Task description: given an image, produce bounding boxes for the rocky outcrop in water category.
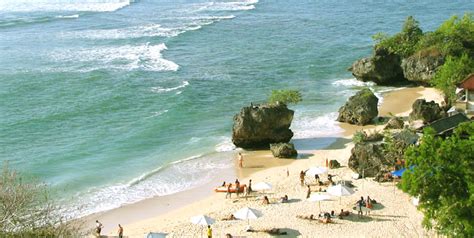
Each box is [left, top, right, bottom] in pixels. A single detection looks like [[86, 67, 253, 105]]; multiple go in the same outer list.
[[232, 103, 294, 149], [409, 99, 446, 124], [401, 51, 445, 85], [349, 47, 405, 85], [337, 88, 379, 125], [270, 143, 297, 158]]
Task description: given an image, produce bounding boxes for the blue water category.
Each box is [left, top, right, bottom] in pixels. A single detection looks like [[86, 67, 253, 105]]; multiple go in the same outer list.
[[1, 0, 472, 217]]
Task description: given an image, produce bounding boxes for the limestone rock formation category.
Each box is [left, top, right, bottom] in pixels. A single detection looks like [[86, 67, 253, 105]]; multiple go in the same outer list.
[[384, 117, 405, 130], [337, 88, 379, 125], [401, 51, 444, 85], [348, 142, 392, 177], [270, 143, 297, 158], [232, 103, 294, 149], [349, 47, 405, 85], [409, 99, 445, 124]]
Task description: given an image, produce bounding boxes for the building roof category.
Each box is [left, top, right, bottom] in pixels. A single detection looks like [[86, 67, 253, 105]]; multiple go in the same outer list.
[[459, 73, 474, 90], [425, 113, 470, 135]]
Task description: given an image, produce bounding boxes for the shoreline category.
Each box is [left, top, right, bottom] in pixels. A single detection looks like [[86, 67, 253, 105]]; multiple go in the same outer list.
[[87, 86, 443, 237]]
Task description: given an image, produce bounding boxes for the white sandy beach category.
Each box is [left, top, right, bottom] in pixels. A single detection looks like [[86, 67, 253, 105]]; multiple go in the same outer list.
[[92, 87, 444, 238]]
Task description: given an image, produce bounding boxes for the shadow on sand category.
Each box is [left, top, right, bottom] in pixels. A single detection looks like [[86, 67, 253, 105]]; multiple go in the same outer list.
[[292, 137, 352, 151]]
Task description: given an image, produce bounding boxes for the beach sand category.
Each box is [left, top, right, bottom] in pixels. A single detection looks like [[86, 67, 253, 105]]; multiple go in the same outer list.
[[89, 86, 443, 238]]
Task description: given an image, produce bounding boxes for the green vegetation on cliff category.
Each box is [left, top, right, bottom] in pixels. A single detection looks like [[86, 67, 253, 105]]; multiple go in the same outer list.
[[401, 122, 474, 237], [268, 89, 302, 105], [373, 13, 474, 103]]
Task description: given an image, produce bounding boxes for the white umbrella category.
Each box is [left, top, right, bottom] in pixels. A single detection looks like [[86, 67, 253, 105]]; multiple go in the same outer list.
[[307, 193, 332, 212], [305, 166, 328, 177], [191, 215, 215, 238], [327, 184, 354, 204], [252, 182, 272, 193], [146, 232, 167, 238], [233, 207, 262, 225]]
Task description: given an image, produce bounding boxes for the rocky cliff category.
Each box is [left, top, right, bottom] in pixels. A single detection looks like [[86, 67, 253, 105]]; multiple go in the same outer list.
[[349, 47, 406, 85], [401, 51, 445, 85]]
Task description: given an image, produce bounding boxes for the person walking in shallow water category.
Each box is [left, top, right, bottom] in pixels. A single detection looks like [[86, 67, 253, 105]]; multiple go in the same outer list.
[[238, 153, 244, 168]]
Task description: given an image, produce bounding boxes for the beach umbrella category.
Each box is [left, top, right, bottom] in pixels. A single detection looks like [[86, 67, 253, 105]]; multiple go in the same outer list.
[[308, 193, 332, 212], [233, 207, 262, 225], [327, 184, 354, 204], [146, 232, 167, 238], [305, 167, 328, 177], [191, 215, 215, 238], [252, 182, 272, 193]]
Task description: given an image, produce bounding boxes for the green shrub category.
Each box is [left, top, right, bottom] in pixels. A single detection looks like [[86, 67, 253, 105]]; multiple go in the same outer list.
[[268, 89, 302, 105]]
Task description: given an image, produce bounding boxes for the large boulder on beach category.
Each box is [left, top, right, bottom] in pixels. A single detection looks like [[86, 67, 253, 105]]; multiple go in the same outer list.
[[401, 50, 445, 85], [232, 103, 294, 149], [270, 143, 297, 158], [409, 99, 445, 124], [349, 47, 405, 85], [337, 88, 379, 125], [348, 142, 393, 177], [384, 116, 405, 130]]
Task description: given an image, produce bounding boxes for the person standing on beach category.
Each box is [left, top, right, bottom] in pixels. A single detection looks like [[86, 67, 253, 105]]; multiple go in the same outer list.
[[226, 183, 232, 199], [300, 171, 305, 186], [95, 220, 103, 236], [238, 153, 244, 168], [118, 224, 123, 238], [248, 179, 252, 193], [235, 179, 240, 197], [306, 185, 311, 199], [207, 225, 213, 238]]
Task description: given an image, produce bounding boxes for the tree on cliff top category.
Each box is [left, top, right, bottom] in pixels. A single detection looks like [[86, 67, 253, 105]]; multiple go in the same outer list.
[[268, 89, 302, 105], [401, 121, 474, 237], [372, 16, 423, 57], [0, 162, 81, 237]]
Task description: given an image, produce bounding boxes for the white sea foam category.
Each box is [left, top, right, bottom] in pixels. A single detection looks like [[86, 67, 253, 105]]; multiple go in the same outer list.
[[151, 81, 189, 94], [198, 0, 259, 12], [332, 78, 375, 87], [64, 153, 232, 218], [62, 15, 236, 40], [49, 43, 179, 72], [0, 0, 132, 12], [55, 14, 79, 19], [215, 137, 236, 152], [292, 112, 344, 139], [148, 110, 169, 118]]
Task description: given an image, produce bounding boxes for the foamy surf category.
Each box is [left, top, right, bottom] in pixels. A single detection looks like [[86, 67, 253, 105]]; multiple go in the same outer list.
[[63, 153, 233, 218], [49, 43, 179, 72], [332, 78, 375, 87], [62, 15, 236, 40], [151, 81, 189, 94], [0, 0, 133, 12]]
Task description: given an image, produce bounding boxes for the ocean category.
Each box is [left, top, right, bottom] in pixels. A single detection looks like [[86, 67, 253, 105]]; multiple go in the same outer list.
[[1, 0, 472, 217]]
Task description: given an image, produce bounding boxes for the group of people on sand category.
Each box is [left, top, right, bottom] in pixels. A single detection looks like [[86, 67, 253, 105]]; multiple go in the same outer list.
[[356, 196, 376, 217], [94, 220, 123, 238], [299, 170, 335, 187], [222, 178, 252, 199]]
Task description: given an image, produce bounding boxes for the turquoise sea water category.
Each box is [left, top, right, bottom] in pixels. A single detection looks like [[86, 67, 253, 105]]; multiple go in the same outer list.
[[1, 0, 472, 217]]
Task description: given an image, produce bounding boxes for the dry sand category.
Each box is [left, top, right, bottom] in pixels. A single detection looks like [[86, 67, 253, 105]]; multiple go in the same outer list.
[[89, 87, 443, 238]]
